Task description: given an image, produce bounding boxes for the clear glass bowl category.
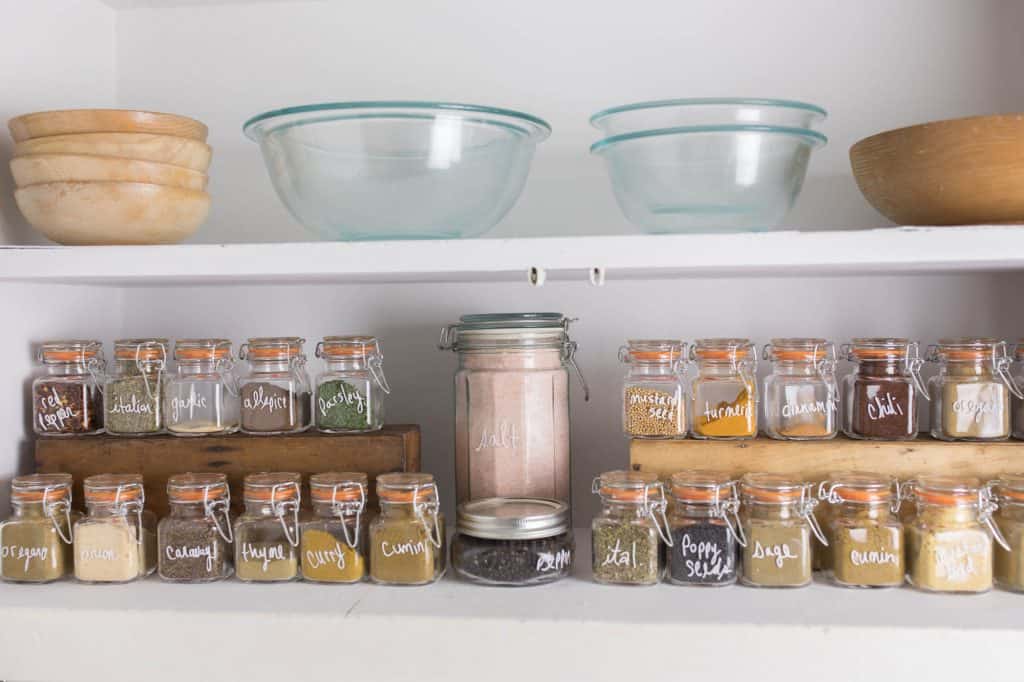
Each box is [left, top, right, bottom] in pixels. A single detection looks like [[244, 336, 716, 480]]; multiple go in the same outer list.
[[243, 102, 550, 241], [590, 98, 826, 137], [591, 124, 826, 234]]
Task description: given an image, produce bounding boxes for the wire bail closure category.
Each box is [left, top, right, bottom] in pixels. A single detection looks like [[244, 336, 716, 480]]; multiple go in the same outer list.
[[330, 482, 367, 549], [982, 481, 1012, 551], [412, 483, 443, 549], [134, 340, 167, 402], [42, 486, 74, 545], [799, 484, 828, 546], [201, 485, 234, 544], [113, 484, 146, 549], [271, 482, 301, 548]]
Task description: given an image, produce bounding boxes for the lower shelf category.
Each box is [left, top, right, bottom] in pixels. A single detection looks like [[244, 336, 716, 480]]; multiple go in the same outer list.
[[0, 529, 1020, 681]]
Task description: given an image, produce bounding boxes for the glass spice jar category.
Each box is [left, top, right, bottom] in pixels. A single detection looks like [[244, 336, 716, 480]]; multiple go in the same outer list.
[[104, 338, 168, 436], [158, 473, 234, 583], [369, 472, 446, 585], [314, 336, 390, 433], [904, 476, 1006, 594], [300, 472, 368, 583], [33, 340, 105, 437], [74, 474, 156, 583], [841, 338, 926, 441], [441, 313, 588, 505], [234, 472, 302, 583], [739, 473, 824, 588], [591, 470, 671, 586], [452, 497, 573, 586], [619, 340, 687, 439], [762, 338, 838, 440], [689, 338, 757, 440], [927, 338, 1019, 441], [0, 473, 78, 583], [819, 473, 904, 588], [164, 339, 240, 436], [666, 471, 743, 587], [239, 337, 312, 435], [992, 474, 1024, 592]]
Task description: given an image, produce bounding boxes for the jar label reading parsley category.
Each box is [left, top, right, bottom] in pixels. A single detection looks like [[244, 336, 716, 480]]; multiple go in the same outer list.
[[317, 380, 371, 430]]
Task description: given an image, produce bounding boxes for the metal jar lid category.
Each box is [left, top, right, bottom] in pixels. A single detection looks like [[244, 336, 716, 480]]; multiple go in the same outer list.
[[456, 497, 570, 540]]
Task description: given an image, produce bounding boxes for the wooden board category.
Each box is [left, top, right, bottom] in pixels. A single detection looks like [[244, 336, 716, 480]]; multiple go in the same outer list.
[[630, 435, 1024, 482], [35, 424, 420, 516]]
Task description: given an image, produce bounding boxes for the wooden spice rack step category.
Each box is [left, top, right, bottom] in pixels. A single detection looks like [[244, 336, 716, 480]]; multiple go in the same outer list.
[[34, 424, 420, 516], [630, 435, 1024, 481]]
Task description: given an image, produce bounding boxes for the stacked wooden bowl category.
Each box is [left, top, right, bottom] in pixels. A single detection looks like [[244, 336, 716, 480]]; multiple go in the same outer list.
[[8, 109, 212, 245]]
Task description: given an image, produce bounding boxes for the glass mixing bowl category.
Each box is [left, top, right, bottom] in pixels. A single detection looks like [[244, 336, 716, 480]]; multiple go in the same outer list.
[[590, 98, 826, 137], [244, 102, 550, 240], [591, 124, 826, 233]]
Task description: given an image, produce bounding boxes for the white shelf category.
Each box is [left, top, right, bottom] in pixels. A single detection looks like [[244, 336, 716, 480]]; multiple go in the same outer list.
[[0, 530, 1020, 680], [2, 225, 1024, 286]]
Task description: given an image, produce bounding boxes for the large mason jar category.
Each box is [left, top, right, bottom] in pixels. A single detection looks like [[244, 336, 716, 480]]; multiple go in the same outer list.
[[440, 313, 587, 505]]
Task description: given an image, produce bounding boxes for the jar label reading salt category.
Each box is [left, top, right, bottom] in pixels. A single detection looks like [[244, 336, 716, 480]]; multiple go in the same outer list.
[[473, 420, 521, 452]]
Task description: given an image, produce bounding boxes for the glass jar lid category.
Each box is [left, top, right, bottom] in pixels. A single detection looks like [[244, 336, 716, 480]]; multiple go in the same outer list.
[[440, 313, 571, 351], [994, 473, 1024, 505], [114, 338, 168, 363], [669, 470, 737, 504], [457, 497, 570, 540], [167, 472, 229, 503], [174, 338, 232, 361], [908, 475, 983, 507], [740, 473, 808, 504], [819, 472, 895, 504], [593, 470, 660, 503], [243, 472, 301, 502], [691, 338, 755, 362], [620, 339, 685, 364], [764, 338, 832, 363], [317, 336, 381, 360], [377, 472, 437, 503], [929, 337, 1003, 361], [37, 340, 103, 364], [11, 473, 72, 503], [845, 338, 912, 360], [84, 473, 144, 504], [310, 472, 368, 504], [240, 336, 306, 361]]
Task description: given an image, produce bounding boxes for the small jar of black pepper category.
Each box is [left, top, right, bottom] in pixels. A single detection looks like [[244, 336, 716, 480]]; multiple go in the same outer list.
[[104, 338, 168, 437], [452, 497, 573, 586], [591, 470, 672, 586], [33, 340, 105, 437], [238, 337, 312, 435], [158, 473, 234, 583], [666, 471, 743, 587]]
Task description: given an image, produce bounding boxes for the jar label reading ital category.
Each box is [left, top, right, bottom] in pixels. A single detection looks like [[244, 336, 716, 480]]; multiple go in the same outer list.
[[591, 524, 660, 584]]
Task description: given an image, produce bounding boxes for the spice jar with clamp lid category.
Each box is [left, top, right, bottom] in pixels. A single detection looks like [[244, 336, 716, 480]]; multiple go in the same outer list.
[[158, 473, 233, 583], [238, 337, 311, 435], [841, 338, 925, 441], [739, 473, 824, 588], [452, 497, 573, 586], [301, 472, 369, 583], [591, 470, 671, 585], [991, 474, 1024, 592], [314, 336, 389, 433], [74, 474, 155, 583], [164, 339, 240, 436], [32, 340, 105, 437], [666, 471, 743, 587], [927, 338, 1019, 441], [619, 339, 687, 439], [369, 472, 446, 585], [819, 473, 903, 588], [104, 338, 167, 436], [762, 338, 838, 440], [440, 313, 588, 505], [1012, 342, 1024, 439], [234, 472, 302, 582], [0, 473, 79, 583], [689, 338, 757, 440]]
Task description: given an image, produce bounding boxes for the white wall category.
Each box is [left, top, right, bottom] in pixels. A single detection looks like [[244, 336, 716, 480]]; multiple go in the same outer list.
[[114, 0, 1024, 243], [0, 0, 116, 245]]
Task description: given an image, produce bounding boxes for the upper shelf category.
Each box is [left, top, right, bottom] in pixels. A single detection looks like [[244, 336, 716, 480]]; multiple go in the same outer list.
[[1, 225, 1023, 286]]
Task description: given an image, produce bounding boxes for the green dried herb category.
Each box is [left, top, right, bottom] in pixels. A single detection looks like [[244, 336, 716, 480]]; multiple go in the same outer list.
[[591, 522, 661, 585], [105, 373, 162, 435], [317, 380, 370, 431]]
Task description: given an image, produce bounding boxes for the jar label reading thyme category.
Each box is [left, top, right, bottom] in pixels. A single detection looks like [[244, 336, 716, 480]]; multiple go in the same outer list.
[[317, 380, 370, 430]]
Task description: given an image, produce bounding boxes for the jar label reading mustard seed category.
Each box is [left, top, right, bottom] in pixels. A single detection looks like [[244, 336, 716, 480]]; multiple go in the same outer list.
[[625, 387, 684, 436]]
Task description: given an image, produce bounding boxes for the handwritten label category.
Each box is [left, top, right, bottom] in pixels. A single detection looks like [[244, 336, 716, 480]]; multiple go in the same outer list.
[[319, 384, 365, 416], [630, 391, 679, 421], [474, 421, 521, 452], [782, 399, 836, 418], [751, 540, 799, 568], [866, 393, 904, 421], [0, 543, 49, 572], [602, 539, 637, 568], [381, 539, 425, 558], [703, 402, 751, 423], [244, 385, 289, 413], [536, 548, 572, 572], [679, 533, 732, 580], [170, 389, 208, 422], [850, 548, 899, 566], [166, 543, 216, 572], [37, 387, 76, 431], [952, 398, 997, 424], [79, 547, 117, 562], [306, 542, 347, 571], [934, 543, 981, 582], [240, 543, 285, 572], [109, 393, 153, 415]]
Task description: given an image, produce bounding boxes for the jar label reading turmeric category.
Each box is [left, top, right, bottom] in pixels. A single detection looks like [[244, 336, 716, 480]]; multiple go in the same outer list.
[[695, 387, 756, 438]]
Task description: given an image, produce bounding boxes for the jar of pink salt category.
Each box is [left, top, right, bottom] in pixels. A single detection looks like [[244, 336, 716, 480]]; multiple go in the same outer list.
[[440, 313, 588, 507]]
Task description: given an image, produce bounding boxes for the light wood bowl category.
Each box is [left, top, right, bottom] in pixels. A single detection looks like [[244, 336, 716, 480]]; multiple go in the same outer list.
[[11, 154, 207, 191], [14, 133, 212, 172], [850, 114, 1024, 225], [8, 109, 208, 142], [14, 181, 210, 245]]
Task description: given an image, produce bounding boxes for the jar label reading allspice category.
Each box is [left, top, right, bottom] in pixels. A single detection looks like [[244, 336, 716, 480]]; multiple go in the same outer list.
[[625, 387, 684, 436], [241, 383, 309, 432]]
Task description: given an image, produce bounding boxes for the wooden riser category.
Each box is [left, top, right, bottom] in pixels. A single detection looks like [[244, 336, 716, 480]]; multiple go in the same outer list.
[[630, 435, 1024, 482], [35, 424, 420, 516]]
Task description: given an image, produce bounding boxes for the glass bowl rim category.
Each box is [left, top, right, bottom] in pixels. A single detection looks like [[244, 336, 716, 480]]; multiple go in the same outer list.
[[590, 124, 828, 154], [589, 97, 828, 128]]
